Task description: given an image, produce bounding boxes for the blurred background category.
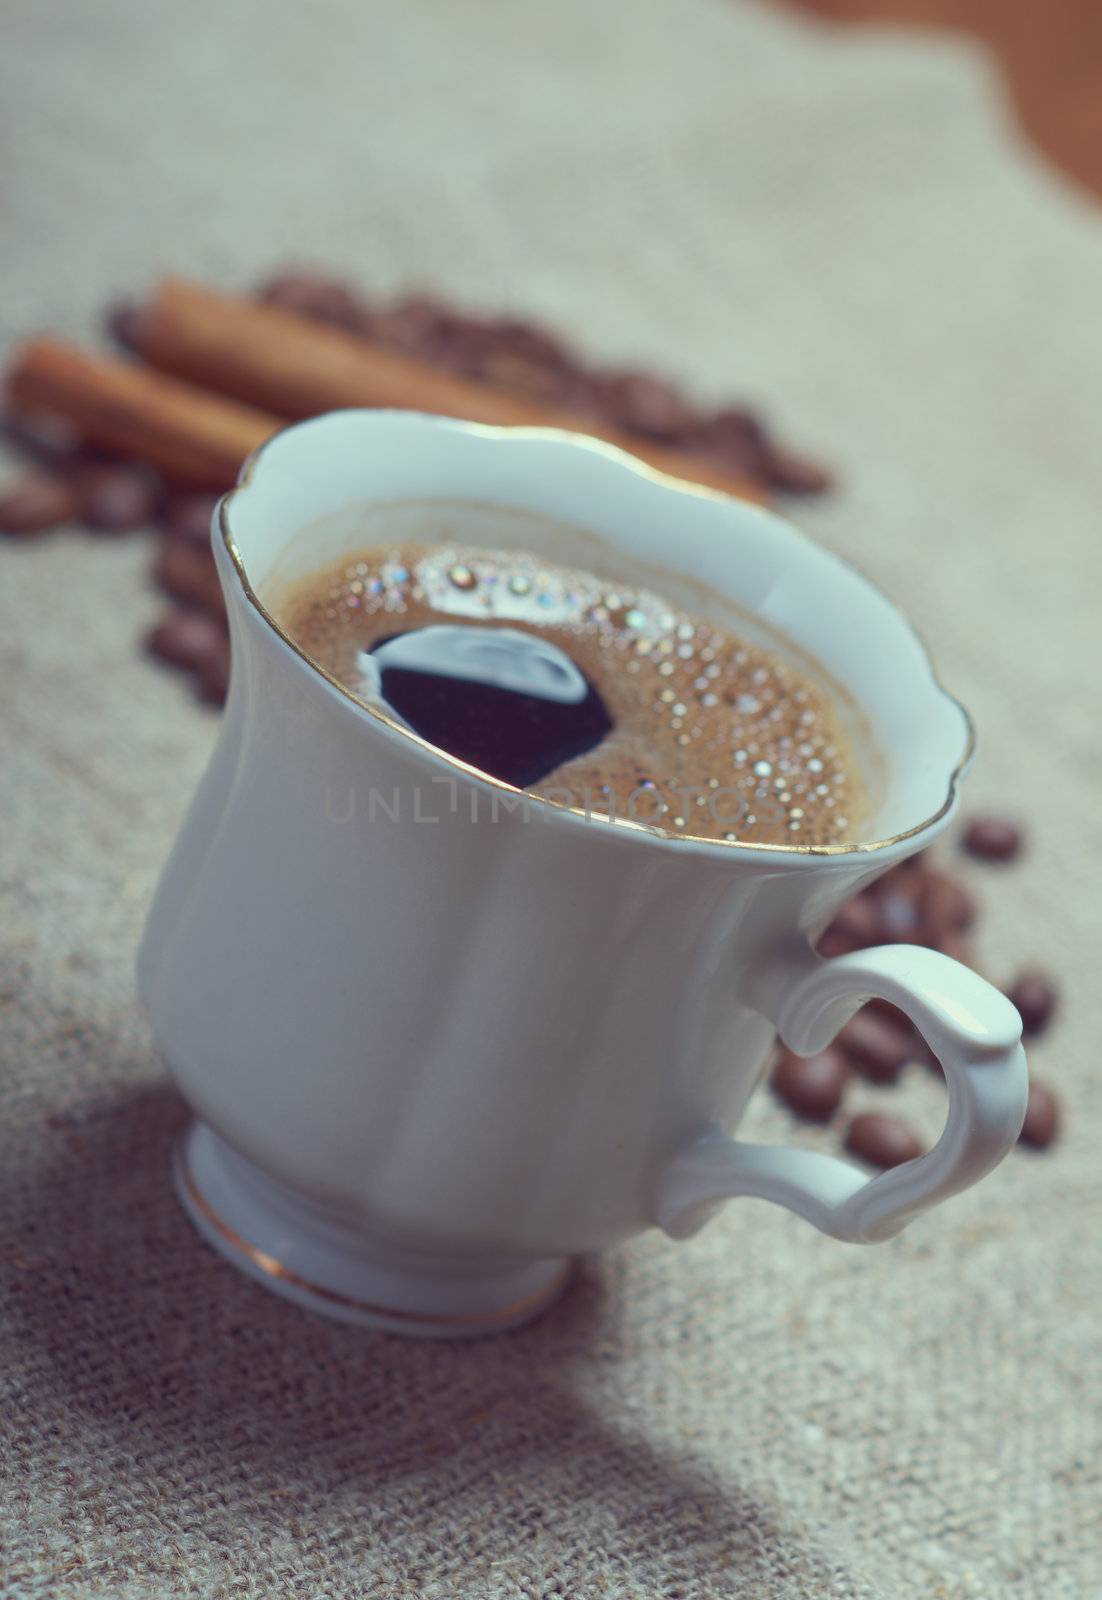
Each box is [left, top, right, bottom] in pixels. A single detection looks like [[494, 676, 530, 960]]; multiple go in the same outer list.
[[2, 4, 1099, 1598], [793, 0, 1102, 198]]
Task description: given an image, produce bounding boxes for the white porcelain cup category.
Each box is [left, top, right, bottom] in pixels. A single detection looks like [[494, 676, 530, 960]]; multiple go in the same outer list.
[[138, 411, 1028, 1337]]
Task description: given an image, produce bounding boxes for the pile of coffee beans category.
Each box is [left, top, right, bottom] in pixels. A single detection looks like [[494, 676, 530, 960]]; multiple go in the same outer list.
[[0, 418, 230, 697], [1, 269, 834, 704], [770, 820, 1061, 1167], [0, 452, 161, 536], [1, 273, 1063, 1161], [246, 272, 834, 494]]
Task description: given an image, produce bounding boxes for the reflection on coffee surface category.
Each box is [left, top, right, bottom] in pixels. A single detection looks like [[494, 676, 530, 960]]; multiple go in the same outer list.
[[269, 540, 868, 844]]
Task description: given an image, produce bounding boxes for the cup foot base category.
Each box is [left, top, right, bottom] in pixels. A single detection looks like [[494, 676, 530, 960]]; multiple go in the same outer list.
[[175, 1122, 573, 1337]]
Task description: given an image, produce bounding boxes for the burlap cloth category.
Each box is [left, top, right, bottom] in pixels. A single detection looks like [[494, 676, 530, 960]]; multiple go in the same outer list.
[[2, 1, 1099, 1595]]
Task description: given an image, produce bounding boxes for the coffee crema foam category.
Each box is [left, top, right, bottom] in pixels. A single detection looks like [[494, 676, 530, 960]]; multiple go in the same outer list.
[[269, 541, 868, 845]]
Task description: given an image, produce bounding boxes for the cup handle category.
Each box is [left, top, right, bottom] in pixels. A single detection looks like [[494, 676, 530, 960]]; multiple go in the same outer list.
[[655, 944, 1028, 1244]]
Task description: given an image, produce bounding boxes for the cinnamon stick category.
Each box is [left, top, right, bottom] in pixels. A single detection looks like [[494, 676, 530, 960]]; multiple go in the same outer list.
[[140, 277, 767, 503], [6, 338, 279, 487]]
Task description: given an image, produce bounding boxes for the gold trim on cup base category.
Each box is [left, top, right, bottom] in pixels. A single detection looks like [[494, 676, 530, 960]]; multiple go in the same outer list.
[[176, 1144, 573, 1335]]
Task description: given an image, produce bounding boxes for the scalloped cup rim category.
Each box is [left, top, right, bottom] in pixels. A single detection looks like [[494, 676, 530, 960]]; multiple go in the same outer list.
[[217, 410, 974, 865]]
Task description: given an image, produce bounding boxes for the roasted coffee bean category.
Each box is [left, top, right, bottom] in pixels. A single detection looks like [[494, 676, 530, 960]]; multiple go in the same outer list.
[[105, 298, 147, 351], [694, 407, 767, 470], [433, 316, 503, 377], [478, 320, 583, 405], [155, 538, 223, 615], [258, 270, 369, 333], [488, 318, 571, 372], [854, 996, 931, 1058], [771, 1048, 849, 1122], [368, 294, 448, 354], [757, 442, 834, 496], [163, 492, 220, 548], [837, 1008, 915, 1084], [82, 466, 158, 532], [963, 815, 1022, 862], [1007, 970, 1057, 1036], [195, 635, 231, 705], [147, 608, 227, 671], [845, 1111, 924, 1169], [599, 372, 699, 441], [479, 349, 571, 401], [921, 871, 976, 934], [825, 893, 881, 948], [877, 889, 921, 942], [1019, 1081, 1060, 1149], [0, 474, 80, 535]]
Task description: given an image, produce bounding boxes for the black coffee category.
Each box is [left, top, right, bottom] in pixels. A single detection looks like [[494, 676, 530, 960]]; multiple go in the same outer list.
[[268, 537, 868, 845], [368, 628, 613, 787]]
